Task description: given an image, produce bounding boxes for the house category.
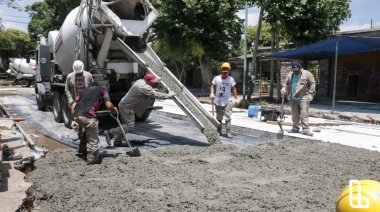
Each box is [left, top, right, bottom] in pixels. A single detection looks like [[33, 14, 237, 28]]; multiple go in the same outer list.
[[272, 28, 380, 102]]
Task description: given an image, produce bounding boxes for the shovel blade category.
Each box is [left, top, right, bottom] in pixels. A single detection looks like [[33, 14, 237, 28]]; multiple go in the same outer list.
[[277, 130, 284, 139], [126, 147, 142, 157], [277, 121, 284, 139]]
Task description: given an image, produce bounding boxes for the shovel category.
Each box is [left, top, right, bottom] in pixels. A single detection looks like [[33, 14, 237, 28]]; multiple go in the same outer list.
[[211, 97, 215, 117], [277, 93, 285, 139], [109, 111, 141, 157]]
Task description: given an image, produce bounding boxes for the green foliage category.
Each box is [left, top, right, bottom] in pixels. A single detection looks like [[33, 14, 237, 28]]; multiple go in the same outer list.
[[0, 28, 35, 72], [0, 28, 35, 59], [249, 0, 351, 47], [308, 63, 319, 84], [150, 0, 244, 86], [0, 0, 22, 10], [234, 22, 274, 56], [26, 0, 78, 40], [0, 18, 4, 32]]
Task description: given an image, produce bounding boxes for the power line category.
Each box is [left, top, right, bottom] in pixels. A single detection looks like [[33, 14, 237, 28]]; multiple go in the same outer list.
[[1, 19, 28, 24], [0, 13, 29, 19]]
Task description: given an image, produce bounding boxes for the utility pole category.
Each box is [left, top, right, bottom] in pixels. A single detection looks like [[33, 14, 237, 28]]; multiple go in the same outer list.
[[242, 1, 248, 106]]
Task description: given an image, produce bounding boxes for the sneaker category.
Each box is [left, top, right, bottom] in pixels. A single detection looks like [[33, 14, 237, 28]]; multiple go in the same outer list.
[[302, 131, 314, 136], [287, 129, 299, 133], [226, 133, 234, 139], [104, 130, 114, 146], [113, 140, 123, 147]]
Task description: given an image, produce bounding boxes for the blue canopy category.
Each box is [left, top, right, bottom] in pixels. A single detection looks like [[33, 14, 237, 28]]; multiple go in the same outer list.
[[270, 36, 380, 60]]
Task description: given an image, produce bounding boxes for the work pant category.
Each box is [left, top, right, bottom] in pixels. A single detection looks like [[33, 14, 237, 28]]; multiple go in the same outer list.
[[74, 116, 99, 153], [290, 100, 310, 132], [109, 106, 135, 142], [215, 101, 234, 122]]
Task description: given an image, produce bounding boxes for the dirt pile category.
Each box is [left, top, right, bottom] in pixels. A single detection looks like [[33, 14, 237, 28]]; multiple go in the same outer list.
[[27, 138, 380, 211]]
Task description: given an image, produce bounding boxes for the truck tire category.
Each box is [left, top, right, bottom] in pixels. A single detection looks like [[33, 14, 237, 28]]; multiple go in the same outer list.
[[62, 95, 72, 129], [19, 79, 31, 87], [36, 94, 47, 111], [136, 99, 155, 122], [52, 91, 63, 123]]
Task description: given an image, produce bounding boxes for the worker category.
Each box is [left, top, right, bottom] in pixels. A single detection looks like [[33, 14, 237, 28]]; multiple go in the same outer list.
[[65, 60, 93, 137], [281, 61, 315, 136], [104, 74, 176, 147], [210, 62, 238, 138], [71, 82, 117, 165]]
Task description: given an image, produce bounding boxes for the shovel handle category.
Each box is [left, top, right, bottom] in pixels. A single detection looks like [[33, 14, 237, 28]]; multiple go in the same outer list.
[[108, 111, 133, 149], [279, 93, 285, 121]]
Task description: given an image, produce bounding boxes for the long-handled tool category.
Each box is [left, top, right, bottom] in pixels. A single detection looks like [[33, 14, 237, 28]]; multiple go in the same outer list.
[[277, 93, 285, 139], [109, 111, 141, 157], [211, 97, 215, 117]]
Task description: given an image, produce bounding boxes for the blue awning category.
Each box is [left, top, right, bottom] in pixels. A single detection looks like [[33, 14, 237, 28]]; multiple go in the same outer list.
[[270, 36, 380, 60]]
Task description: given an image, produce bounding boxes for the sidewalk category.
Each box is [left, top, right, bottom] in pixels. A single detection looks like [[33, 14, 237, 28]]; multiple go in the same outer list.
[[153, 89, 380, 152], [189, 88, 380, 123], [0, 119, 33, 211]]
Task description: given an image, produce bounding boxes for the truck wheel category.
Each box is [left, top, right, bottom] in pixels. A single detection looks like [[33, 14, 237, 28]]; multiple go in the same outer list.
[[36, 94, 47, 111], [19, 79, 31, 87], [52, 91, 63, 123], [136, 99, 155, 121], [62, 95, 72, 129]]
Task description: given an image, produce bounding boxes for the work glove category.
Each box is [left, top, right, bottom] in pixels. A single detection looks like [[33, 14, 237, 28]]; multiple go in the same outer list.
[[210, 93, 215, 99], [308, 94, 313, 102], [232, 99, 240, 106], [280, 88, 285, 95], [168, 90, 176, 98], [111, 107, 118, 114], [71, 121, 79, 132]]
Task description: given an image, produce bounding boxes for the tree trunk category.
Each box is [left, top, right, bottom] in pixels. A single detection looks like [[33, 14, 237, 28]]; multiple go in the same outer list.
[[199, 57, 211, 87], [269, 34, 275, 98], [251, 7, 264, 74], [275, 34, 281, 98]]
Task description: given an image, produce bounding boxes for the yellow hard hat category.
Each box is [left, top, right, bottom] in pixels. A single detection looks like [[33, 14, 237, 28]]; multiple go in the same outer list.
[[221, 62, 231, 70], [336, 180, 380, 212]]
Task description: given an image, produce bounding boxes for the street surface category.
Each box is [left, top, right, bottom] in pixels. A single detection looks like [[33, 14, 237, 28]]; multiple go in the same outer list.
[[1, 85, 380, 211]]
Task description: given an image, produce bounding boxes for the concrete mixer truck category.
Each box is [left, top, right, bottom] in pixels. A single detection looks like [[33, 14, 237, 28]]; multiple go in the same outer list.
[[6, 58, 36, 87], [31, 0, 221, 144]]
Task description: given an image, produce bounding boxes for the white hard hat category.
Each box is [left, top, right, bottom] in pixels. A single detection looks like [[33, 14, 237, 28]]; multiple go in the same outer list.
[[72, 60, 84, 73]]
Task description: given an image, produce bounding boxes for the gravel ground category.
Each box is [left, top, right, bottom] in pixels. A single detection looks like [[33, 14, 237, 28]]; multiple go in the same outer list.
[[27, 137, 380, 212]]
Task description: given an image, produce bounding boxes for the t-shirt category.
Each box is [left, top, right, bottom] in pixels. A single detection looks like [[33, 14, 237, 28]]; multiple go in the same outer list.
[[75, 75, 85, 94], [291, 73, 308, 101], [212, 75, 236, 106], [74, 85, 110, 118]]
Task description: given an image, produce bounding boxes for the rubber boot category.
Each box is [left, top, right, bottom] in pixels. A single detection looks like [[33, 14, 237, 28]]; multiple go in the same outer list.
[[77, 132, 87, 155], [226, 121, 233, 139], [217, 120, 222, 136], [87, 149, 100, 165]]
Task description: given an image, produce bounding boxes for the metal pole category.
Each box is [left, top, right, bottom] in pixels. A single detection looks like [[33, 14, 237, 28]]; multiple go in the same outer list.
[[332, 36, 339, 113], [242, 1, 248, 106], [259, 57, 262, 103], [85, 0, 92, 71]]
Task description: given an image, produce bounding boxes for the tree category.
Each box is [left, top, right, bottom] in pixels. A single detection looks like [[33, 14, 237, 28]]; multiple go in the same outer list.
[[150, 0, 244, 87], [0, 0, 22, 10], [0, 18, 5, 32], [26, 0, 78, 40], [234, 22, 273, 56], [257, 0, 351, 47], [0, 28, 35, 70]]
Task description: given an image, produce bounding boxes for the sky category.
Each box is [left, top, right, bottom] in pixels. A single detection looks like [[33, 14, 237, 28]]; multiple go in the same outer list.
[[0, 0, 379, 33]]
